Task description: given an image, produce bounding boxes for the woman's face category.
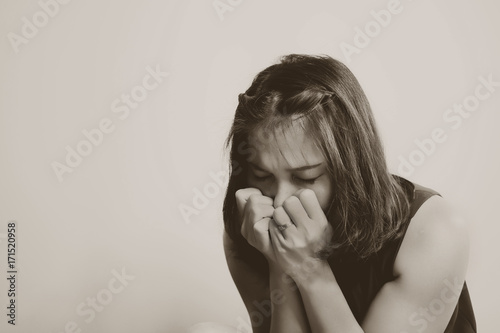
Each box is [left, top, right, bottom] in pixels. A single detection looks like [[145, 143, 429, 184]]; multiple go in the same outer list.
[[246, 123, 333, 211]]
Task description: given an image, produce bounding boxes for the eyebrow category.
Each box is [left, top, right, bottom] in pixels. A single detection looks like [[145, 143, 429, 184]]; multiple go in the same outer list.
[[249, 162, 323, 172]]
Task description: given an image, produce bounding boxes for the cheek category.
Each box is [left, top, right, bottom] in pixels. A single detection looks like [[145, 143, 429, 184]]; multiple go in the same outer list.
[[313, 180, 333, 212], [246, 176, 270, 195]]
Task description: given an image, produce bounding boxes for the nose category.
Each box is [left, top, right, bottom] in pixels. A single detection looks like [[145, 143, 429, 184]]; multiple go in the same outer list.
[[272, 181, 299, 208]]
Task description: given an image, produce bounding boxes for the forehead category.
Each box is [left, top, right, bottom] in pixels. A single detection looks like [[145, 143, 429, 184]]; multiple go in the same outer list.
[[247, 122, 324, 169]]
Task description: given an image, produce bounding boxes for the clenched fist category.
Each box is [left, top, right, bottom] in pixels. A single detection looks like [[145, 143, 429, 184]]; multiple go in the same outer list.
[[269, 189, 333, 281], [236, 188, 276, 263]]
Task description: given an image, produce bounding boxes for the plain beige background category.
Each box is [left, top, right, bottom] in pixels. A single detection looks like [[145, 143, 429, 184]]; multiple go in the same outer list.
[[0, 0, 498, 332]]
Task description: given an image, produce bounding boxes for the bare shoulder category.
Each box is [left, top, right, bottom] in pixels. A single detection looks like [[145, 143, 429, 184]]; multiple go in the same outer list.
[[362, 195, 471, 331], [394, 195, 470, 279]]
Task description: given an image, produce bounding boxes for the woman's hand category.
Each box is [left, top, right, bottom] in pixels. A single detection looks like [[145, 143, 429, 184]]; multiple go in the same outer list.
[[269, 189, 333, 282], [236, 188, 276, 263]]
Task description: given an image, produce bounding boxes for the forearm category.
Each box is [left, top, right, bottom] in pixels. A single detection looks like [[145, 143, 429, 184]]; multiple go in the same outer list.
[[269, 263, 311, 333], [295, 260, 363, 333]]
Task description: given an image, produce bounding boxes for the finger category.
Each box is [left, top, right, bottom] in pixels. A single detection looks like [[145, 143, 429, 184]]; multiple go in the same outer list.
[[247, 194, 274, 208], [292, 189, 325, 222], [247, 204, 275, 223], [235, 188, 262, 215], [272, 206, 297, 238], [254, 217, 272, 233], [240, 199, 274, 238], [253, 218, 272, 251], [243, 194, 274, 229], [273, 206, 292, 225], [269, 220, 287, 250], [241, 205, 274, 239], [282, 196, 309, 229], [237, 192, 274, 221]]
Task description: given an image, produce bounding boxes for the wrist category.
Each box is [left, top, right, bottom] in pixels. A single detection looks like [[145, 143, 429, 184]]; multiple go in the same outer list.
[[268, 260, 283, 274], [269, 262, 299, 294], [294, 259, 336, 291]]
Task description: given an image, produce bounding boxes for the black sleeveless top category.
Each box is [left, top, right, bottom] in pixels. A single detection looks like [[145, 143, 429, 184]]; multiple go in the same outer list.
[[326, 176, 477, 332]]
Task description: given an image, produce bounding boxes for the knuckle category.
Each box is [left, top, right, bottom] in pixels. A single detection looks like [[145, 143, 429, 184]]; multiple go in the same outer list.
[[262, 196, 274, 205], [236, 188, 260, 200], [272, 206, 286, 222], [299, 189, 314, 201], [247, 188, 262, 196], [247, 209, 256, 222], [235, 188, 246, 200], [283, 195, 299, 208], [247, 193, 259, 204], [263, 206, 274, 218], [272, 208, 280, 221]]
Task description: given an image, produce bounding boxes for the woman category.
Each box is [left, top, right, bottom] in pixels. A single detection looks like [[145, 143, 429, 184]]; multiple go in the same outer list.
[[222, 54, 476, 332]]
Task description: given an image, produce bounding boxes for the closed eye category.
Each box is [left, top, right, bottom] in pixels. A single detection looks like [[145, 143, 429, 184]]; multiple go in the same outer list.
[[252, 172, 272, 181], [293, 175, 322, 185]]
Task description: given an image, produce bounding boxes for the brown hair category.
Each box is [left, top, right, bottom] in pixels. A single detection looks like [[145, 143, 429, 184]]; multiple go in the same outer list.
[[223, 54, 411, 260]]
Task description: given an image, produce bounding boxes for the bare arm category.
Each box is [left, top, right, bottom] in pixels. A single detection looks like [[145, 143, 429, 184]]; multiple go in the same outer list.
[[294, 195, 470, 332], [227, 188, 313, 332], [268, 263, 311, 333], [223, 231, 311, 333]]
